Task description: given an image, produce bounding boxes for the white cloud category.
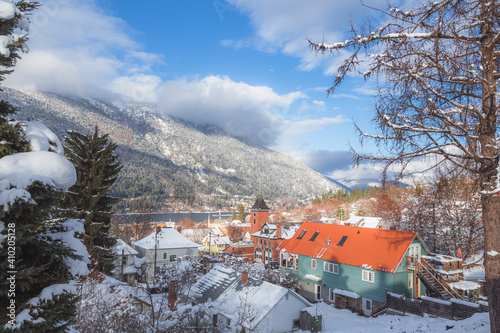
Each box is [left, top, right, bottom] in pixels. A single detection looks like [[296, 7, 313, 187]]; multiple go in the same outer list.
[[226, 0, 388, 72], [155, 75, 305, 144], [108, 74, 162, 103], [3, 0, 359, 151], [5, 0, 160, 97], [283, 116, 346, 136]]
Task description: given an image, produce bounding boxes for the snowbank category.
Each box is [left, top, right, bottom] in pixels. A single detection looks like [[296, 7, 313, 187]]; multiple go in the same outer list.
[[0, 151, 77, 191]]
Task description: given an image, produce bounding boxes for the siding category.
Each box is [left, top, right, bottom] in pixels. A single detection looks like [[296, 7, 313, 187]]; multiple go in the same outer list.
[[299, 255, 394, 303], [254, 292, 308, 333], [297, 239, 426, 304]]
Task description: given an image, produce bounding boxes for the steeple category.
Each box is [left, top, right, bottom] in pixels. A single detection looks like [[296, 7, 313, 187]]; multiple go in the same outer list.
[[251, 197, 269, 211], [250, 197, 270, 238]]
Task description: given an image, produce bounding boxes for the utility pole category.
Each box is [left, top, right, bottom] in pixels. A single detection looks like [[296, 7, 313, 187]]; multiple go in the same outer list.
[[121, 249, 125, 282], [267, 233, 271, 272], [154, 227, 158, 277]]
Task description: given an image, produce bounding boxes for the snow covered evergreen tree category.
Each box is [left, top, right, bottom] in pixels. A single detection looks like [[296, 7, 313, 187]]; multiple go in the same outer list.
[[0, 3, 89, 331], [62, 126, 122, 274], [0, 0, 36, 157]]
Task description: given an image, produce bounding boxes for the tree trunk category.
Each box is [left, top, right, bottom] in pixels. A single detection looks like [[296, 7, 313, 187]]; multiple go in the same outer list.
[[479, 1, 500, 330], [482, 194, 500, 332]]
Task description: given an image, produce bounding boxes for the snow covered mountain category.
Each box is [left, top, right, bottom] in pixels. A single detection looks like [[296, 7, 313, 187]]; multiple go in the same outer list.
[[4, 88, 340, 203]]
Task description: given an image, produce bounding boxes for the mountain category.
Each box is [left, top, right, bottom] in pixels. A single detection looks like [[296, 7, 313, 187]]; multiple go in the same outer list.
[[4, 88, 341, 208], [331, 177, 412, 191]]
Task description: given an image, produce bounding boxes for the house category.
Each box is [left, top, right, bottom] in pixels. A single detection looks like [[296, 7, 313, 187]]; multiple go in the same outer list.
[[191, 266, 312, 333], [202, 234, 231, 255], [248, 197, 299, 266], [279, 222, 444, 316], [181, 226, 224, 244], [343, 215, 383, 229], [252, 222, 299, 266], [112, 239, 142, 284], [222, 240, 255, 262], [132, 227, 202, 281]]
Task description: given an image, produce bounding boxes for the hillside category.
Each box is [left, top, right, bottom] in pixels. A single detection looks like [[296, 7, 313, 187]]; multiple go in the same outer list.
[[4, 88, 340, 209]]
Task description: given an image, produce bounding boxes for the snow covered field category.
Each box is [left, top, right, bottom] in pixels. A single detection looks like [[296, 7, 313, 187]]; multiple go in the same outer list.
[[309, 302, 490, 333]]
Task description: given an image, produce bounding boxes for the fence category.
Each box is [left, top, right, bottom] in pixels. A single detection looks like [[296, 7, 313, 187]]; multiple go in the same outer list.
[[386, 292, 489, 320]]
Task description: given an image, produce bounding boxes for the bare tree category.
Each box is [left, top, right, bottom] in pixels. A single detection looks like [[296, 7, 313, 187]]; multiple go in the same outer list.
[[311, 0, 500, 329], [74, 275, 145, 333]]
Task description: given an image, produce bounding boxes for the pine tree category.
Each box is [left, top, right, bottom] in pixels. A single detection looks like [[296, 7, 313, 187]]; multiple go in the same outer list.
[[0, 0, 36, 158], [231, 210, 237, 221], [0, 2, 88, 331], [237, 204, 245, 222], [62, 126, 122, 274], [0, 182, 85, 332]]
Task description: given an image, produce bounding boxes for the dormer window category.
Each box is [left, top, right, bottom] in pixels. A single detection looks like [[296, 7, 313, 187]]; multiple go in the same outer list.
[[309, 231, 319, 242], [297, 230, 307, 239], [337, 235, 348, 246]]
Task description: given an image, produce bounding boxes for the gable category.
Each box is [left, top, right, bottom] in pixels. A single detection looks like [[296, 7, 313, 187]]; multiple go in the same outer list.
[[279, 222, 416, 273]]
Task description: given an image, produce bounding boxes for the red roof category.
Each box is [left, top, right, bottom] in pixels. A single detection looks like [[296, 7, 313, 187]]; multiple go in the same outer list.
[[279, 222, 417, 273]]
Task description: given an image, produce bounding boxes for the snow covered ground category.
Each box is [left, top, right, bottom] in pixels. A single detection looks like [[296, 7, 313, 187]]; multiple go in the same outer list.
[[306, 302, 490, 333]]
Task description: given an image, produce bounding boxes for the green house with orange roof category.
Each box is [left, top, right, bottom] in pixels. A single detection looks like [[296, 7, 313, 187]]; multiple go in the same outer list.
[[278, 222, 431, 316]]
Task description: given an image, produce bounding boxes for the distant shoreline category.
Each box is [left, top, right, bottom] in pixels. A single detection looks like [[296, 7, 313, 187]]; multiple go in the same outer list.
[[112, 212, 237, 224]]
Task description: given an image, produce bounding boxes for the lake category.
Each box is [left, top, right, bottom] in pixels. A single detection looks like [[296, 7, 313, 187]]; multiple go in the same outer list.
[[112, 212, 237, 224]]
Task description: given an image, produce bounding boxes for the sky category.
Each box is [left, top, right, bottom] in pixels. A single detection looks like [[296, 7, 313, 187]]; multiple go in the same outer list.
[[4, 0, 413, 185]]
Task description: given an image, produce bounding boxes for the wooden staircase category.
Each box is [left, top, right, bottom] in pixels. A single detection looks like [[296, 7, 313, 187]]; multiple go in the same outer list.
[[414, 259, 462, 301], [371, 299, 387, 317]]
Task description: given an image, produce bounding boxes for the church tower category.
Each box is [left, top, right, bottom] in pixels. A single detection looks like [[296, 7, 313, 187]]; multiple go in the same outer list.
[[250, 197, 269, 247]]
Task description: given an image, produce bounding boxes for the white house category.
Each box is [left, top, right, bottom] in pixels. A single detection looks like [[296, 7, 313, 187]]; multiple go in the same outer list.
[[132, 227, 202, 281], [344, 215, 383, 229], [112, 239, 142, 284], [192, 266, 312, 332]]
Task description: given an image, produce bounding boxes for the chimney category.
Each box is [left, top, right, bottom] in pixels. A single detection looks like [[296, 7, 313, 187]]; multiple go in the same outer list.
[[276, 225, 282, 239], [241, 271, 248, 285], [168, 281, 177, 311], [177, 226, 182, 234]]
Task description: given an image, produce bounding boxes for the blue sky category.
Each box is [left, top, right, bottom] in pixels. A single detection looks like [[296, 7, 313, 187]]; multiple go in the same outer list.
[[5, 0, 406, 183]]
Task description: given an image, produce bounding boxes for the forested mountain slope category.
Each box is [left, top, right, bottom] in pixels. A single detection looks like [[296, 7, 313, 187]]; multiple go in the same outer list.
[[5, 88, 340, 208]]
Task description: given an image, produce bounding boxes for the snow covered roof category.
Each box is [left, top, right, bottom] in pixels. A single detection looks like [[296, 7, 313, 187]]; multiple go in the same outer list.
[[191, 265, 239, 303], [344, 215, 382, 229], [132, 227, 201, 250], [182, 227, 224, 237], [216, 273, 311, 329], [449, 280, 480, 291], [202, 235, 231, 246], [113, 239, 138, 255], [251, 223, 299, 240]]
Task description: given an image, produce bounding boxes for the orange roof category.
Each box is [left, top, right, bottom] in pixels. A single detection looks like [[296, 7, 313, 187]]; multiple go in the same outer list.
[[279, 222, 416, 273]]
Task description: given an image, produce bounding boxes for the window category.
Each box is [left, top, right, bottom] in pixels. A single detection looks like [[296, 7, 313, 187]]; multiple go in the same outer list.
[[365, 299, 372, 311], [163, 253, 167, 260], [254, 219, 256, 224], [292, 319, 300, 328], [170, 255, 177, 262], [253, 213, 256, 216], [336, 235, 348, 246], [309, 231, 319, 241], [362, 270, 375, 283], [315, 285, 321, 301], [122, 255, 127, 266], [297, 230, 307, 239], [329, 288, 335, 302], [311, 259, 317, 269], [324, 262, 338, 274], [408, 272, 413, 289]]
